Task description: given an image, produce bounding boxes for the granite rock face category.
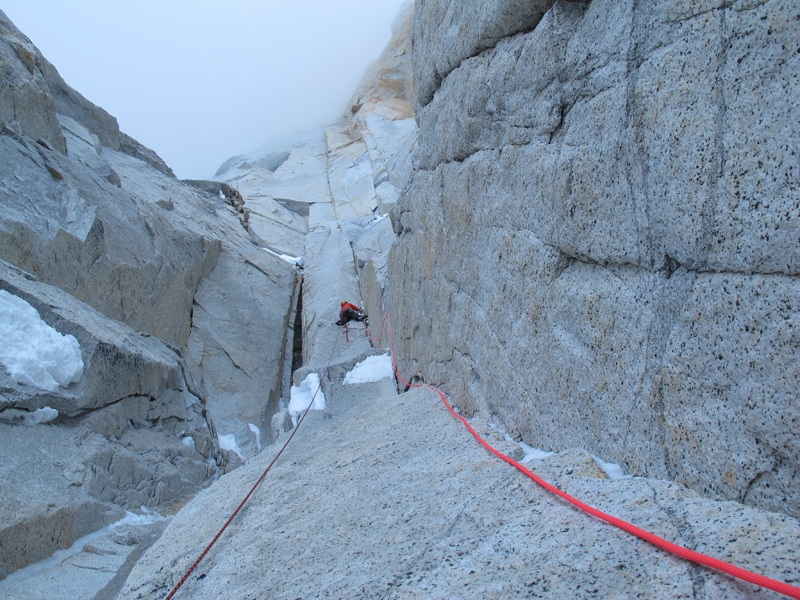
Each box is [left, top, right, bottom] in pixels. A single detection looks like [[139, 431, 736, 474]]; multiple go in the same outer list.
[[6, 0, 800, 597], [0, 8, 299, 588], [0, 260, 185, 418], [390, 0, 800, 518], [119, 382, 800, 599], [412, 0, 558, 110], [0, 11, 66, 153], [0, 110, 217, 349], [213, 2, 417, 367], [0, 260, 221, 581], [345, 2, 416, 347], [101, 136, 300, 459], [117, 3, 799, 597]]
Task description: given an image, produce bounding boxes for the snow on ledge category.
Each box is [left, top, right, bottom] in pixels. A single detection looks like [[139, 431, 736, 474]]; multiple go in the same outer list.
[[343, 354, 393, 385], [519, 442, 555, 463], [0, 407, 59, 426], [249, 423, 262, 453], [288, 372, 326, 427], [0, 290, 84, 392], [591, 454, 631, 480], [261, 246, 304, 267], [218, 433, 246, 461]]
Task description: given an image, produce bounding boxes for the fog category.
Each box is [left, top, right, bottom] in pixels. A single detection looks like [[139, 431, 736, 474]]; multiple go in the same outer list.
[[2, 1, 409, 179]]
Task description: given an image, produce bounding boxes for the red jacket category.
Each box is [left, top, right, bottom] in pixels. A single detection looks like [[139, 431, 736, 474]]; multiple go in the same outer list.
[[341, 302, 361, 313]]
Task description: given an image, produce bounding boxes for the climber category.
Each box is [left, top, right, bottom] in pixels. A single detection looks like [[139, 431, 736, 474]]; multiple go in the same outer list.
[[336, 300, 368, 327]]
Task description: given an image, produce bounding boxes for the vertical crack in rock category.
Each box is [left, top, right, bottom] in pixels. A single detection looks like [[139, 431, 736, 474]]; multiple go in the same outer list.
[[625, 0, 656, 271], [645, 480, 707, 598], [697, 7, 730, 270], [291, 280, 304, 375], [627, 268, 696, 476]]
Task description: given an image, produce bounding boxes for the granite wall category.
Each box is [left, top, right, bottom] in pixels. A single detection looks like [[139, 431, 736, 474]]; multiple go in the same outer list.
[[389, 0, 800, 517]]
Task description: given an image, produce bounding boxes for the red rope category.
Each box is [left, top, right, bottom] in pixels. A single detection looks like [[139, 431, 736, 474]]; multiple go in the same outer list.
[[386, 310, 800, 599], [166, 327, 343, 599]]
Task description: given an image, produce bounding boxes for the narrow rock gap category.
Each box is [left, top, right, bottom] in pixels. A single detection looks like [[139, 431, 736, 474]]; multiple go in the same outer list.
[[291, 279, 304, 375]]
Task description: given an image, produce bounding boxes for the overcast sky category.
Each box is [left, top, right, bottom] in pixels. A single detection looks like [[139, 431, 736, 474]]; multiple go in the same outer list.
[[2, 1, 409, 179]]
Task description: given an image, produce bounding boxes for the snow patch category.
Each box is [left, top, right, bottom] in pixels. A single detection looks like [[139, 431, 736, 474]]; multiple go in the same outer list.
[[0, 290, 84, 392], [343, 354, 393, 385], [0, 406, 59, 426], [592, 455, 631, 480], [249, 423, 262, 453], [488, 421, 514, 442], [112, 509, 166, 529], [488, 421, 554, 463], [519, 442, 555, 463], [218, 433, 245, 460], [288, 372, 326, 427], [262, 246, 304, 267]]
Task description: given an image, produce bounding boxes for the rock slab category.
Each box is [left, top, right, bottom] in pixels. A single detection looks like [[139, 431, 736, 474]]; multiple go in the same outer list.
[[119, 380, 800, 598]]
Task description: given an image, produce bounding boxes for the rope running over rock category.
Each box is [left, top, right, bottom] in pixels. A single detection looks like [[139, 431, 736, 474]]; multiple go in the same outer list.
[[166, 326, 344, 600], [385, 310, 800, 599]]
